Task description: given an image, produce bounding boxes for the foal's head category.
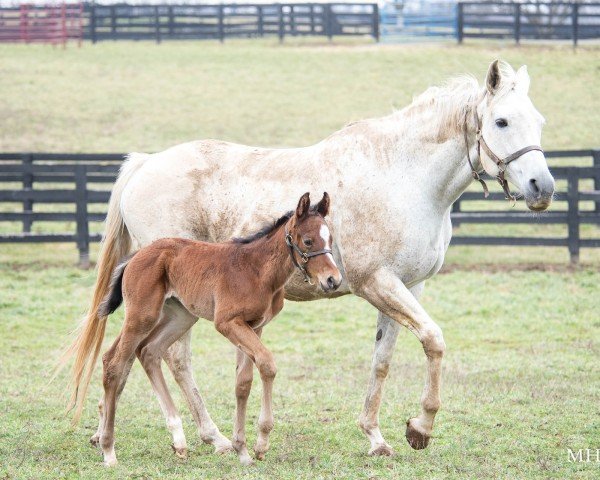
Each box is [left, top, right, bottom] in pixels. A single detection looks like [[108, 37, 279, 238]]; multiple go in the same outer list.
[[287, 192, 342, 292]]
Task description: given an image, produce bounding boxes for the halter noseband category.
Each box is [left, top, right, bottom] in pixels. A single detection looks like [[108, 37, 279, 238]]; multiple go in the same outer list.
[[464, 105, 544, 202], [285, 227, 332, 284]]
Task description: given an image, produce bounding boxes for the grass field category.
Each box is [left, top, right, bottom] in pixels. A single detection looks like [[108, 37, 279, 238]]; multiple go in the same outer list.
[[1, 40, 599, 479]]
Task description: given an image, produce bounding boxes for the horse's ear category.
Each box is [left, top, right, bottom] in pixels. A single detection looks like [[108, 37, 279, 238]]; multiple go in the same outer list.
[[316, 192, 330, 217], [515, 65, 530, 95], [296, 192, 311, 219], [486, 60, 501, 95]]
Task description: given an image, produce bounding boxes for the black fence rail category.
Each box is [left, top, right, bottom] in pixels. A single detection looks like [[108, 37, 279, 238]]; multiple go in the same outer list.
[[458, 2, 600, 45], [1, 150, 599, 266], [86, 2, 379, 42]]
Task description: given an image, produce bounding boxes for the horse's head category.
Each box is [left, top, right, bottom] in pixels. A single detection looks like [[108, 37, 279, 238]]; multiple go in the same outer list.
[[287, 192, 342, 292], [477, 60, 555, 211]]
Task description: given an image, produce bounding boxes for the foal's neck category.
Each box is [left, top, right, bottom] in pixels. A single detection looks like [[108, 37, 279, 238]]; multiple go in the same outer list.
[[245, 224, 295, 291]]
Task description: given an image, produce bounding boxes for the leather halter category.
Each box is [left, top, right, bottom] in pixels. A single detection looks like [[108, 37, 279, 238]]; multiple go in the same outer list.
[[464, 108, 544, 202], [285, 227, 332, 284]]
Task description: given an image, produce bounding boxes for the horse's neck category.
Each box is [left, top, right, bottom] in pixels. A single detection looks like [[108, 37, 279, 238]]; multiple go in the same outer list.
[[245, 228, 294, 290], [375, 105, 482, 211]]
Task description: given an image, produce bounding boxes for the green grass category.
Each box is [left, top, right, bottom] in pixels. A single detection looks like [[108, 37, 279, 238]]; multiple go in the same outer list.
[[0, 40, 598, 152], [0, 262, 598, 479]]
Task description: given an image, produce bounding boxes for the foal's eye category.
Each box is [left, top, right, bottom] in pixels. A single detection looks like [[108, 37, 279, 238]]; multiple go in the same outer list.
[[303, 238, 313, 247], [495, 118, 508, 128]]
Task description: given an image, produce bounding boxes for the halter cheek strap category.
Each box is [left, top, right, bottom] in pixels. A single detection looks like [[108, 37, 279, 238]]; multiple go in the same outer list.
[[465, 107, 544, 203], [285, 227, 332, 284]]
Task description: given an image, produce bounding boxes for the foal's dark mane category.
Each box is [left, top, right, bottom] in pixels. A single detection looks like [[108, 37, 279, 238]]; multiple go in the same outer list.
[[232, 211, 293, 244], [232, 205, 321, 245]]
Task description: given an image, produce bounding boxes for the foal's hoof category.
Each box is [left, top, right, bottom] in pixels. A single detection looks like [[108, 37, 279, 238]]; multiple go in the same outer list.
[[103, 458, 118, 467], [405, 419, 431, 450], [171, 443, 188, 459], [369, 443, 394, 456], [89, 435, 100, 448]]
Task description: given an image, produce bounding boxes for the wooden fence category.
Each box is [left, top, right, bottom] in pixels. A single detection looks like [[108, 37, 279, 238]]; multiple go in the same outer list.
[[0, 150, 599, 266], [458, 1, 600, 45], [87, 3, 379, 42]]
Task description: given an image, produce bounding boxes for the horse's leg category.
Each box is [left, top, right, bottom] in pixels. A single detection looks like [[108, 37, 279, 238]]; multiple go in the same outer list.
[[100, 327, 154, 466], [215, 318, 276, 466], [90, 334, 134, 449], [163, 329, 233, 454], [233, 346, 256, 466], [358, 269, 445, 450], [136, 300, 198, 459], [358, 282, 425, 456]]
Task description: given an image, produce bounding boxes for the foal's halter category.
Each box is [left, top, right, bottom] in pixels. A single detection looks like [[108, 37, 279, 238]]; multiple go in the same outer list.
[[285, 227, 332, 284], [464, 108, 544, 202]]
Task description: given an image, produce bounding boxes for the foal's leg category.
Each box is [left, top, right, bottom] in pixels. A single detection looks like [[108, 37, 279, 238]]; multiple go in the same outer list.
[[233, 347, 256, 466], [136, 299, 198, 459], [90, 334, 134, 449], [358, 282, 425, 456], [215, 318, 276, 466], [358, 270, 445, 450], [163, 329, 233, 454], [100, 293, 165, 466]]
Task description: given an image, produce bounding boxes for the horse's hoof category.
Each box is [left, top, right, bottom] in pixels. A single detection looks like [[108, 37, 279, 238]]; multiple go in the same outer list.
[[214, 441, 234, 455], [405, 419, 431, 450], [171, 443, 188, 459], [254, 450, 266, 461], [239, 456, 255, 466], [90, 435, 100, 448], [103, 458, 118, 467], [369, 443, 394, 456]]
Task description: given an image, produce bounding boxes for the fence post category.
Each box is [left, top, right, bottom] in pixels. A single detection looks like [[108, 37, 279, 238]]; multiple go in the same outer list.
[[21, 153, 33, 234], [110, 5, 116, 40], [451, 200, 462, 227], [325, 3, 333, 41], [593, 149, 600, 214], [457, 2, 464, 44], [218, 4, 224, 43], [572, 3, 579, 47], [257, 5, 263, 37], [90, 4, 97, 44], [75, 165, 90, 269], [154, 5, 161, 44], [514, 3, 521, 44], [278, 4, 284, 42], [567, 168, 580, 264], [372, 3, 380, 42]]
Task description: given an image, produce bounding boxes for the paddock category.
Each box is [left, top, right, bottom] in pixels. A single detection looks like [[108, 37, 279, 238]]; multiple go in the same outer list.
[[0, 39, 598, 479]]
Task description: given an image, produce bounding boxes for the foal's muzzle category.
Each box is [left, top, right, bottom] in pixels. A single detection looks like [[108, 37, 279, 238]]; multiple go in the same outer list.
[[321, 275, 341, 292]]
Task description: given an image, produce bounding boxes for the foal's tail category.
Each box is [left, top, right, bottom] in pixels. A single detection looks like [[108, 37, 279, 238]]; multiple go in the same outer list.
[[56, 153, 148, 423]]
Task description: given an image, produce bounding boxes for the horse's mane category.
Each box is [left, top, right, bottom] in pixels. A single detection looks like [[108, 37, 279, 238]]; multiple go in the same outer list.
[[232, 211, 293, 244], [232, 205, 323, 244], [401, 61, 518, 141]]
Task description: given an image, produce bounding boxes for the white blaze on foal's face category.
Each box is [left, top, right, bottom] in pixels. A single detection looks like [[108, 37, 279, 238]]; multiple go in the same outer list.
[[319, 223, 335, 264]]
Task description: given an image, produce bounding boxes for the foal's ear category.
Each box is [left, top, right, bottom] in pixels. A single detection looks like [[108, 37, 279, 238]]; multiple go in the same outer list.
[[316, 192, 330, 217], [486, 59, 502, 95], [296, 192, 311, 219]]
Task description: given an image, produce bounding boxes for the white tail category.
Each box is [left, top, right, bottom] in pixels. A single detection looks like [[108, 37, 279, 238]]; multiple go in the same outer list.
[[56, 153, 148, 423]]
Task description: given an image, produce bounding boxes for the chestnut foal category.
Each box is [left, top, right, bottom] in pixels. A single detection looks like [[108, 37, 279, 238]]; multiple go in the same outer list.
[[89, 192, 341, 466]]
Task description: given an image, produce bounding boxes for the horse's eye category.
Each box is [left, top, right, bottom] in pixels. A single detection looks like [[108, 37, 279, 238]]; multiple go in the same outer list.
[[495, 118, 508, 128], [303, 238, 313, 247]]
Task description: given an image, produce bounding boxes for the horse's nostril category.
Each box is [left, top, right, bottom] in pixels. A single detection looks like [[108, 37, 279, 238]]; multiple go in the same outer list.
[[327, 276, 337, 290], [529, 178, 540, 194]]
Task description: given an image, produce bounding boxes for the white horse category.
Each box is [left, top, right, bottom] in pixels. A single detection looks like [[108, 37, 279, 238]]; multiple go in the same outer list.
[[63, 60, 554, 459]]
